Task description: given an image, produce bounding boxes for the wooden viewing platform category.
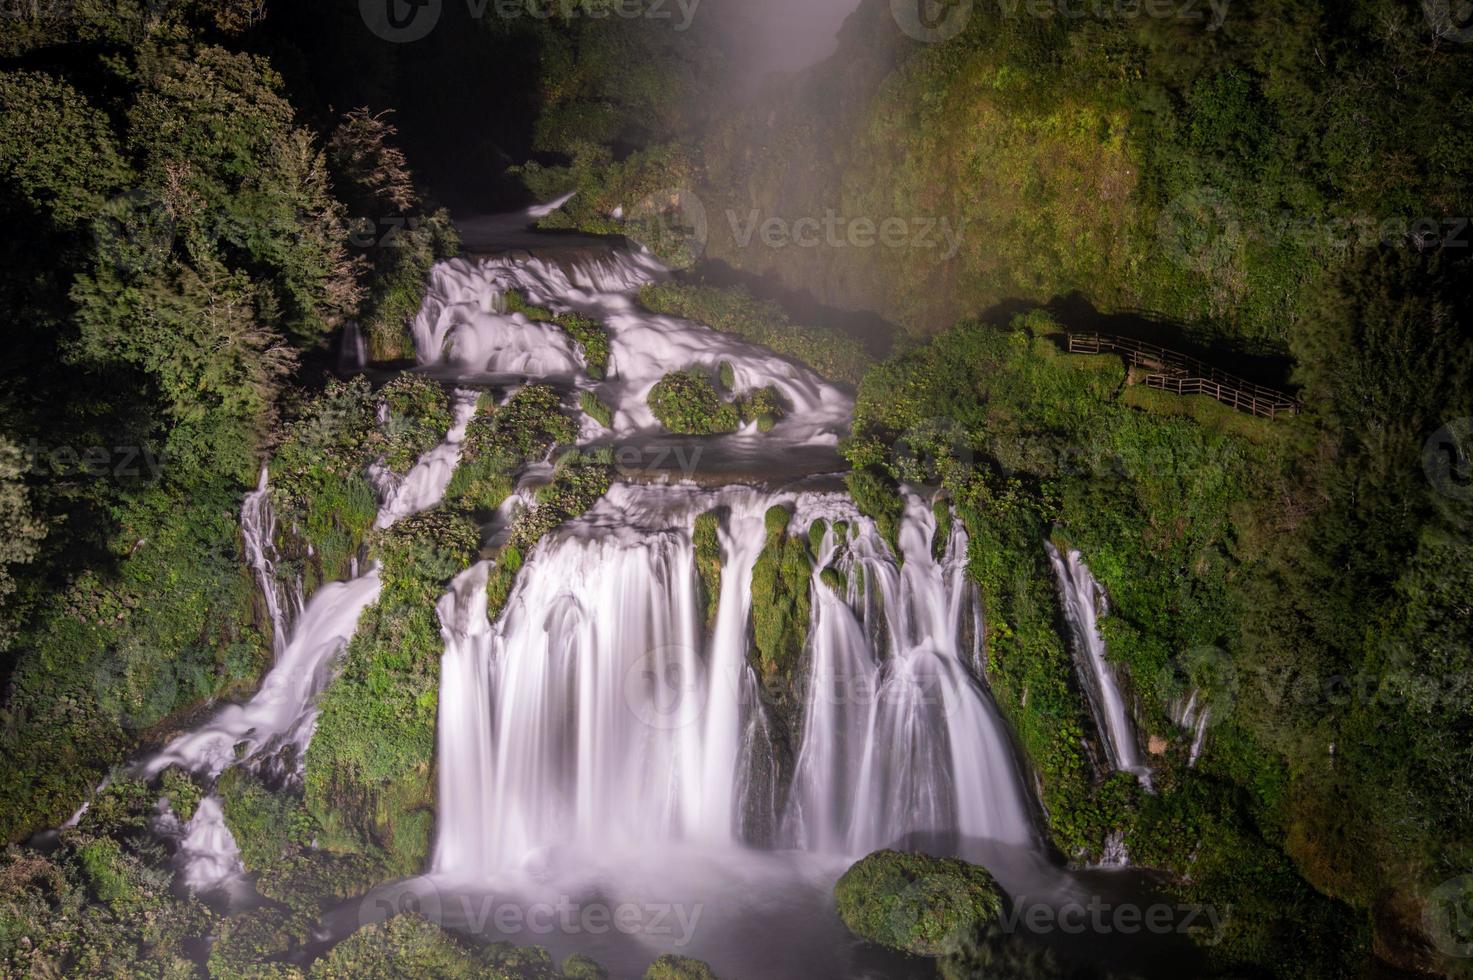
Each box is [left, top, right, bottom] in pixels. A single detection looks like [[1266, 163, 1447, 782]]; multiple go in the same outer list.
[[1065, 332, 1301, 419]]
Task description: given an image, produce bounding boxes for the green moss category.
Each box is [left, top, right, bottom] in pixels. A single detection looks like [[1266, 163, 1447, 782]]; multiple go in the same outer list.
[[157, 766, 203, 823], [485, 451, 615, 623], [647, 369, 740, 435], [378, 375, 453, 474], [448, 385, 576, 517], [844, 469, 902, 557], [218, 767, 313, 872], [505, 289, 611, 379], [311, 914, 564, 979], [643, 954, 719, 980], [749, 506, 811, 690], [932, 497, 952, 561], [692, 510, 724, 630], [76, 839, 135, 909], [209, 907, 311, 979], [639, 282, 872, 386], [563, 954, 610, 979], [834, 850, 1004, 957], [580, 390, 614, 429], [304, 510, 480, 875], [717, 361, 735, 391], [733, 385, 784, 433]]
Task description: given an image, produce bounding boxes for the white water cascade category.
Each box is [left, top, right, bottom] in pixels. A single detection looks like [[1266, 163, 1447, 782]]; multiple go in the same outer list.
[[431, 484, 1035, 878], [241, 467, 297, 659], [126, 395, 475, 892], [394, 234, 1087, 975], [786, 492, 1032, 853], [1047, 543, 1151, 786]]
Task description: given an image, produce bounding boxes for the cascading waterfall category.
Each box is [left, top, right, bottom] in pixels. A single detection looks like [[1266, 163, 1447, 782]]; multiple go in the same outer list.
[[131, 391, 475, 891], [241, 467, 294, 659], [400, 237, 1077, 980], [431, 484, 1035, 880], [1047, 543, 1152, 786], [786, 492, 1032, 853], [1172, 690, 1211, 767]]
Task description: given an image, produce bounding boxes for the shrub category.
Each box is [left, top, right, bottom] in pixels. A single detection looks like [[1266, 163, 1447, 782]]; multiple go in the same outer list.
[[648, 369, 739, 435], [834, 850, 1004, 957]]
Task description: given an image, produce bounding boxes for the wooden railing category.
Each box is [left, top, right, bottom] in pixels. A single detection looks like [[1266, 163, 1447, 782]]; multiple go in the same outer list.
[[1066, 332, 1300, 419]]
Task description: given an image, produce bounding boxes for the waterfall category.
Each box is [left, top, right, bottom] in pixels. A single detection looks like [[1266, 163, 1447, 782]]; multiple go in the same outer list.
[[127, 400, 475, 890], [407, 255, 853, 451], [801, 493, 1033, 852], [431, 486, 1035, 880], [337, 321, 367, 374], [241, 467, 293, 659], [1046, 543, 1151, 786], [1173, 690, 1211, 767]]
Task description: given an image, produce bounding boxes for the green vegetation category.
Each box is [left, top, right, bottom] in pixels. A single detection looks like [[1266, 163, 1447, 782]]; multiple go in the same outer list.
[[310, 914, 577, 979], [692, 510, 724, 630], [646, 367, 783, 436], [486, 450, 617, 623], [378, 376, 453, 474], [639, 282, 871, 385], [841, 288, 1473, 972], [648, 369, 740, 435], [0, 778, 214, 977], [748, 505, 812, 692], [579, 390, 614, 430], [447, 385, 578, 517], [834, 850, 1003, 957], [0, 0, 453, 848], [644, 954, 720, 980], [504, 290, 612, 378], [305, 510, 480, 875], [698, 0, 1473, 344]]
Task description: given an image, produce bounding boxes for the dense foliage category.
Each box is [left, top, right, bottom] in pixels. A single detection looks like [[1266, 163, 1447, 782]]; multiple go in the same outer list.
[[834, 849, 1004, 957]]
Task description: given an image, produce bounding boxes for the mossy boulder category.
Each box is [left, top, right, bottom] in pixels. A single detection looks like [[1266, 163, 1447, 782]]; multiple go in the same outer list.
[[692, 509, 724, 630], [643, 954, 719, 979], [834, 850, 1005, 957], [748, 505, 811, 688], [648, 369, 739, 435]]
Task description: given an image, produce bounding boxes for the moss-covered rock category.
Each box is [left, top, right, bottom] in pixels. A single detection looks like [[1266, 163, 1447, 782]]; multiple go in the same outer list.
[[304, 510, 480, 875], [647, 369, 739, 435], [692, 510, 724, 630], [643, 954, 719, 980], [562, 953, 610, 979], [378, 375, 453, 474], [748, 505, 811, 689], [834, 850, 1004, 957]]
